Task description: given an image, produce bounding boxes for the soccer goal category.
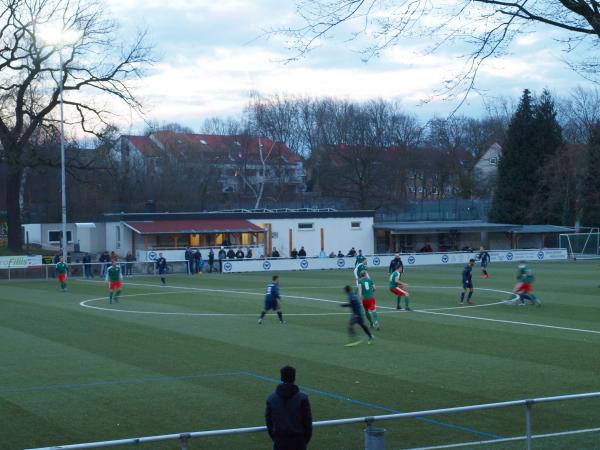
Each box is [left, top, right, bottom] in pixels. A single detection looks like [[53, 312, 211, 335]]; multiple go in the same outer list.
[[560, 229, 600, 260]]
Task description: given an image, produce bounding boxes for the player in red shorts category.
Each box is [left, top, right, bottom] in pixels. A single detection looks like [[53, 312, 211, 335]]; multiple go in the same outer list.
[[106, 259, 123, 304], [357, 271, 379, 330], [389, 268, 411, 310], [514, 262, 541, 306], [55, 256, 68, 291]]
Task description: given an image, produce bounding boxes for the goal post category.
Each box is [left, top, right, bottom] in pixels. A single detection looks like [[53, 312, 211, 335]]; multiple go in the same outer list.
[[559, 229, 600, 260]]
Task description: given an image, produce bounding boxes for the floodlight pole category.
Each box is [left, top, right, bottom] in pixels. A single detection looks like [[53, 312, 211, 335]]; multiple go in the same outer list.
[[59, 47, 68, 262]]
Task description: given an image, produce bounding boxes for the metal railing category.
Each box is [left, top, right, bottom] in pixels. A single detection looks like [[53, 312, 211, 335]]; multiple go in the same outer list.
[[25, 391, 600, 450]]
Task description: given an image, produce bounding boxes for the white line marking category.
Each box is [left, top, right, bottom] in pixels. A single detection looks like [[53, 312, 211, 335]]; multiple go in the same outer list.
[[417, 310, 600, 335], [405, 427, 600, 450], [77, 281, 510, 317]]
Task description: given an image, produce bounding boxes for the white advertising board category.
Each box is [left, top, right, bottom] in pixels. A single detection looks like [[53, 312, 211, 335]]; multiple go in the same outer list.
[[0, 255, 43, 269], [217, 249, 568, 273]]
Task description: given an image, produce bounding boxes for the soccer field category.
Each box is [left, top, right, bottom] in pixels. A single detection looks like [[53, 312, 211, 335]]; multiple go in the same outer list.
[[1, 260, 599, 450]]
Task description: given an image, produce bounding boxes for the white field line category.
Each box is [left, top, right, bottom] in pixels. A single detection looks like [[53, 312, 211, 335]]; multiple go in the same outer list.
[[405, 426, 600, 450], [77, 281, 508, 317]]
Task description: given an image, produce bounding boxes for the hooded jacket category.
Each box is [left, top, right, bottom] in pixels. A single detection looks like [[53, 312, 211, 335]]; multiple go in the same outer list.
[[266, 383, 312, 443]]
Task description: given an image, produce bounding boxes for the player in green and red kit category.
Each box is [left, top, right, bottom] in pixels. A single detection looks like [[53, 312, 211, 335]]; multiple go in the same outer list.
[[357, 271, 379, 329], [353, 259, 369, 284], [354, 250, 366, 267], [106, 259, 123, 304], [55, 256, 68, 292], [389, 269, 411, 311], [514, 262, 541, 306]]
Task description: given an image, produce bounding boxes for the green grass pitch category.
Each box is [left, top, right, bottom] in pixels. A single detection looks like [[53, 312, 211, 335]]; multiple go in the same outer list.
[[1, 260, 600, 449]]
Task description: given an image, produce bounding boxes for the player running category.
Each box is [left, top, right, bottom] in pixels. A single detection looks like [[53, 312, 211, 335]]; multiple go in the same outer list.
[[156, 253, 167, 285], [353, 258, 369, 283], [259, 275, 285, 324], [357, 271, 379, 329], [106, 259, 123, 304], [514, 262, 542, 306], [389, 269, 411, 311], [478, 246, 490, 279], [460, 259, 475, 305], [354, 249, 366, 267], [55, 256, 68, 292], [340, 285, 374, 346]]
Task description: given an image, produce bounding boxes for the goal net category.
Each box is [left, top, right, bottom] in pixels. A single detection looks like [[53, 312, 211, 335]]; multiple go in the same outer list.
[[560, 229, 600, 260]]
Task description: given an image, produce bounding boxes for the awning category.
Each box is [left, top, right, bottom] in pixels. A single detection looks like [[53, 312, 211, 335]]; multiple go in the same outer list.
[[374, 221, 516, 234], [124, 219, 265, 235]]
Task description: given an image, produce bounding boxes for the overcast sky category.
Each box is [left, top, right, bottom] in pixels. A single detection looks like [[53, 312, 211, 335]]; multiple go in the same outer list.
[[102, 0, 598, 133]]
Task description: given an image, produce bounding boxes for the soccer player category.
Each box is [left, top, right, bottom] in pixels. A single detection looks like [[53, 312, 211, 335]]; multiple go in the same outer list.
[[389, 268, 411, 311], [514, 262, 542, 306], [353, 258, 369, 282], [106, 259, 123, 304], [340, 285, 374, 346], [55, 256, 68, 292], [460, 259, 476, 305], [354, 249, 366, 267], [156, 253, 167, 285], [357, 271, 379, 329], [478, 246, 490, 279], [259, 275, 285, 324]]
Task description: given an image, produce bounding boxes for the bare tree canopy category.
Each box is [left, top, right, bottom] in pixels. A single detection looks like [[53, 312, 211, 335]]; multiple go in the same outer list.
[[0, 0, 153, 251], [284, 1, 600, 100]]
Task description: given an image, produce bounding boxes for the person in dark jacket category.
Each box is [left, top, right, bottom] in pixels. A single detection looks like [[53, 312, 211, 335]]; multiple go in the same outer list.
[[193, 249, 202, 273], [298, 246, 307, 258], [266, 366, 312, 450], [478, 246, 491, 279], [208, 249, 215, 273], [218, 247, 227, 272], [388, 254, 404, 275], [184, 247, 193, 274], [271, 247, 280, 258], [235, 248, 244, 259], [340, 285, 373, 346], [290, 248, 298, 259], [83, 253, 93, 278], [227, 248, 236, 260], [156, 253, 167, 285]]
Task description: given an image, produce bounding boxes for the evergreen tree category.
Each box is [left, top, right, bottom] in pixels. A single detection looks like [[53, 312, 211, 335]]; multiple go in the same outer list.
[[581, 124, 600, 227], [529, 89, 564, 223], [489, 89, 536, 223]]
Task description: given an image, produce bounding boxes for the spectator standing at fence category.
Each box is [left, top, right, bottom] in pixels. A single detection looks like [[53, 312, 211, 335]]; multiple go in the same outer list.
[[125, 252, 135, 276], [266, 366, 312, 450], [271, 247, 280, 258], [236, 248, 245, 259], [83, 253, 93, 278], [247, 248, 253, 258], [194, 249, 202, 274], [291, 248, 298, 259], [184, 247, 193, 274], [208, 249, 215, 273], [218, 247, 227, 272], [99, 251, 110, 277], [227, 248, 236, 260], [156, 253, 167, 285], [298, 246, 307, 258]]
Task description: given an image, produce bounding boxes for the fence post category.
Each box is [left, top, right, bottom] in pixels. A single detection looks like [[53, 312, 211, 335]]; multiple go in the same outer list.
[[364, 417, 385, 450], [525, 400, 534, 450], [179, 433, 190, 450]]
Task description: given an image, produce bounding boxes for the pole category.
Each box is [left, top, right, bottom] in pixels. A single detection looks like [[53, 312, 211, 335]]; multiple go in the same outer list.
[[525, 401, 533, 450], [59, 48, 68, 263]]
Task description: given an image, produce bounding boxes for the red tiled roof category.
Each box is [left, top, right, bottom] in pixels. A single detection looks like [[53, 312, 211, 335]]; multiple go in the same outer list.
[[124, 219, 265, 235], [149, 131, 301, 163], [125, 135, 160, 157]]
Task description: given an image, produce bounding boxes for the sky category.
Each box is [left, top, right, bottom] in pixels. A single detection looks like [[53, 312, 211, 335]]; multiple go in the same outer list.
[[100, 0, 599, 134]]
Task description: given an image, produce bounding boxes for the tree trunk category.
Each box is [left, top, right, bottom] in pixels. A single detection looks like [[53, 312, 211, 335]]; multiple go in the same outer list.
[[6, 165, 23, 252]]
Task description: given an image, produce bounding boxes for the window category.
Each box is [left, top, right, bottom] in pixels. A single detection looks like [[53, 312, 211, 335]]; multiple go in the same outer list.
[[409, 187, 416, 193], [351, 221, 361, 229], [48, 230, 72, 244], [298, 223, 314, 231], [489, 157, 498, 166]]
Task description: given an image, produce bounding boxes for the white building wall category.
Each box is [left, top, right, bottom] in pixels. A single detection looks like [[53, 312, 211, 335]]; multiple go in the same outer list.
[[22, 224, 42, 244], [104, 222, 131, 257], [250, 216, 374, 257]]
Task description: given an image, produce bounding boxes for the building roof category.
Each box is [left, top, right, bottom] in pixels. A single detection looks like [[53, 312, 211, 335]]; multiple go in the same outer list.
[[512, 225, 576, 234], [125, 135, 160, 157], [374, 220, 516, 233], [106, 209, 375, 222], [123, 219, 265, 235]]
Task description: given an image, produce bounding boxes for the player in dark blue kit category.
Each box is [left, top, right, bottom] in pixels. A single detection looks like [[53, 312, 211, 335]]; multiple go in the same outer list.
[[460, 259, 476, 305], [156, 252, 167, 285], [340, 285, 373, 346], [259, 275, 285, 324], [478, 246, 490, 279]]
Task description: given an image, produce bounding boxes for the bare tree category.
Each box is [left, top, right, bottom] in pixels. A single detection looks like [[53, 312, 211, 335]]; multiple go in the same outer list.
[[0, 0, 152, 251], [284, 1, 600, 104]]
